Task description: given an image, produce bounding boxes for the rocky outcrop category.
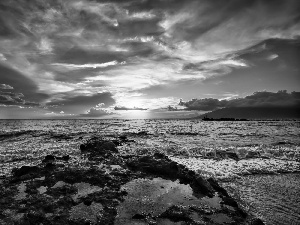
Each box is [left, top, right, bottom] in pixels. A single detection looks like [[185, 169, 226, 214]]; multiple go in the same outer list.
[[0, 137, 264, 225], [80, 137, 118, 155]]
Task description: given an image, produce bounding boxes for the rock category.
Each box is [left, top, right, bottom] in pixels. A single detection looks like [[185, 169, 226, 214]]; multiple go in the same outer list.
[[127, 154, 214, 197], [246, 151, 260, 159], [207, 178, 229, 197], [226, 151, 239, 160], [126, 155, 179, 179], [136, 131, 148, 136], [101, 141, 117, 152], [44, 163, 55, 170], [248, 217, 265, 225], [221, 196, 238, 208], [192, 175, 214, 197], [132, 214, 147, 219], [80, 138, 118, 155], [42, 155, 55, 163], [153, 152, 167, 159], [12, 166, 40, 177], [2, 138, 265, 225]]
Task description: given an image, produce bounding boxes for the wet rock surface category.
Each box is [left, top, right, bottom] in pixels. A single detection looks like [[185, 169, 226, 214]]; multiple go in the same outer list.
[[0, 137, 264, 225]]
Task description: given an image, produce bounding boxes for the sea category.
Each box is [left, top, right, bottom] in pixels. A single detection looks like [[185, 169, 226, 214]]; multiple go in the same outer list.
[[0, 119, 300, 225]]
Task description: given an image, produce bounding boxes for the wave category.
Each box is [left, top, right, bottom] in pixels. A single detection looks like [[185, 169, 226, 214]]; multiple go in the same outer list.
[[0, 130, 39, 141]]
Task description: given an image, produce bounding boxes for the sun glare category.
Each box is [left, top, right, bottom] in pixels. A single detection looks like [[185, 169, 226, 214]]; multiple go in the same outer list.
[[122, 110, 150, 119], [125, 98, 143, 108]]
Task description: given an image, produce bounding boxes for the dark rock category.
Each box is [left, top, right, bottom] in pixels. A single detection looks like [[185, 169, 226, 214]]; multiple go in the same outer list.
[[153, 152, 167, 159], [112, 140, 122, 146], [191, 175, 214, 197], [126, 155, 179, 179], [50, 133, 72, 140], [24, 210, 47, 224], [136, 131, 148, 136], [12, 166, 40, 177], [80, 138, 118, 155], [118, 135, 135, 144], [101, 141, 117, 152], [249, 217, 265, 225], [127, 154, 214, 197], [221, 196, 238, 208], [44, 163, 55, 170], [42, 155, 56, 163], [207, 178, 229, 197], [226, 151, 239, 160], [132, 214, 146, 219], [246, 151, 260, 159], [119, 135, 127, 141], [276, 141, 293, 145]]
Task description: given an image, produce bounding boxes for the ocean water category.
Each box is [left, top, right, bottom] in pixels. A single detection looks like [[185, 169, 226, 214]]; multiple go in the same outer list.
[[1, 119, 300, 224]]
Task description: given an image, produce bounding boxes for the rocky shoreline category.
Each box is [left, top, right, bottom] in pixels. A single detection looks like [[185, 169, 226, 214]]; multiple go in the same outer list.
[[0, 137, 264, 225]]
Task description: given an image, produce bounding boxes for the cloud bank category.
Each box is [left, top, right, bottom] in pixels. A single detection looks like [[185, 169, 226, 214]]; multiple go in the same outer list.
[[179, 91, 300, 111]]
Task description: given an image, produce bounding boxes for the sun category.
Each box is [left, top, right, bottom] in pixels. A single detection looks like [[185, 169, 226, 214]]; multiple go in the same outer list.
[[125, 98, 143, 108]]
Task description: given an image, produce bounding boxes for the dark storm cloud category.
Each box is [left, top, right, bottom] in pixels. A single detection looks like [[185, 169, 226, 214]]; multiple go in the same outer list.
[[234, 38, 300, 68], [0, 91, 40, 107], [226, 91, 300, 108], [114, 106, 148, 110], [0, 64, 49, 103], [0, 92, 24, 105], [47, 92, 116, 113], [200, 38, 300, 93], [179, 98, 227, 111], [180, 91, 300, 111]]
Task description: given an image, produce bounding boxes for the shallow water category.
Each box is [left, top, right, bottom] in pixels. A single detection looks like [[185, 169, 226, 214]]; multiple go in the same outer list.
[[1, 119, 300, 224], [115, 177, 225, 225]]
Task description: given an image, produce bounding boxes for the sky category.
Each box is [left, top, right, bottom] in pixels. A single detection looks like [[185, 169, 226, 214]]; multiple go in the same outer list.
[[0, 0, 299, 119]]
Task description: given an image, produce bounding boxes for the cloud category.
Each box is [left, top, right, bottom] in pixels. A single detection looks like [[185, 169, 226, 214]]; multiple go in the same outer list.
[[226, 90, 300, 108], [0, 53, 6, 61], [51, 61, 121, 69], [114, 106, 148, 110], [179, 98, 227, 111], [0, 84, 13, 89], [81, 103, 115, 117], [47, 92, 116, 114], [0, 91, 24, 105], [0, 64, 49, 103], [180, 91, 300, 111], [0, 91, 40, 107]]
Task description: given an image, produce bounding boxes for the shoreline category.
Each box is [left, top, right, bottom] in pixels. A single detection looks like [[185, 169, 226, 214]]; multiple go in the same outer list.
[[0, 137, 265, 225]]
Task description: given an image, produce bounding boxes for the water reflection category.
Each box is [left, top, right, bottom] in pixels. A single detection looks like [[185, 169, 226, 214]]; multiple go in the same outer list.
[[115, 177, 226, 224]]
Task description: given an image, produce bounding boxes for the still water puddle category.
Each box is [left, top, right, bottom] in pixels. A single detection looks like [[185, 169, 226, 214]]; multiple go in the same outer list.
[[14, 182, 27, 200], [69, 202, 103, 224], [72, 182, 102, 202], [115, 177, 225, 225]]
